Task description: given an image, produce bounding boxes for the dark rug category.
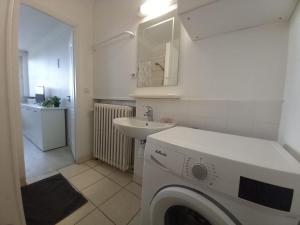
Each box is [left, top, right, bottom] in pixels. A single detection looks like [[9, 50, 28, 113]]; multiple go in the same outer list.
[[21, 173, 87, 225]]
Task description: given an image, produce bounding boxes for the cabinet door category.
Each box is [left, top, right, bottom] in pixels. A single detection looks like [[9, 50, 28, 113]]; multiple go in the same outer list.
[[30, 108, 43, 149], [41, 110, 66, 150], [21, 106, 30, 137], [26, 107, 34, 140]]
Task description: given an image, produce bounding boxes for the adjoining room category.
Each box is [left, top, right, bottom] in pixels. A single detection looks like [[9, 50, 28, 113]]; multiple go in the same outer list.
[[18, 5, 76, 183]]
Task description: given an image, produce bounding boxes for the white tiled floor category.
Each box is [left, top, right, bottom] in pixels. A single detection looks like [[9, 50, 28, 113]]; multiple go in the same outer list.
[[125, 182, 142, 199], [127, 211, 140, 225], [69, 169, 104, 191], [76, 209, 113, 225], [100, 189, 140, 225], [55, 160, 142, 225], [82, 178, 122, 206], [59, 164, 90, 179], [108, 170, 133, 187], [24, 137, 74, 183]]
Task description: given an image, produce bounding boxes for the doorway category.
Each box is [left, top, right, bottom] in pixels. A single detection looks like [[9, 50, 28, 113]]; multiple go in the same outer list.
[[18, 4, 77, 183]]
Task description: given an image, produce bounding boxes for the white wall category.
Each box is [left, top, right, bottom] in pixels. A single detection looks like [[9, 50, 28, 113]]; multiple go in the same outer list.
[[135, 23, 288, 139], [27, 24, 72, 104], [180, 23, 288, 100], [0, 0, 26, 223], [279, 2, 300, 157], [93, 0, 141, 100], [22, 0, 95, 162]]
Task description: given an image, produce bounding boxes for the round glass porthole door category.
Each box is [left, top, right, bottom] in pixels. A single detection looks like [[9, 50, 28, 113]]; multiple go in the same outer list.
[[150, 187, 240, 225], [165, 205, 212, 225]]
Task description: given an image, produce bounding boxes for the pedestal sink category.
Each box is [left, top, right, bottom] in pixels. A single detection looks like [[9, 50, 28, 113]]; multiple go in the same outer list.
[[113, 117, 175, 140]]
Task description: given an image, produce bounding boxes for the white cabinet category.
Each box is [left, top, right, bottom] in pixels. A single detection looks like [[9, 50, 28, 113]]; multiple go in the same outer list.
[[21, 104, 66, 151], [178, 0, 297, 40]]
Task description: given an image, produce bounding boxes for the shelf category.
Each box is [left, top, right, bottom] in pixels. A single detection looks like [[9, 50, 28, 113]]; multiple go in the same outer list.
[[178, 0, 297, 40]]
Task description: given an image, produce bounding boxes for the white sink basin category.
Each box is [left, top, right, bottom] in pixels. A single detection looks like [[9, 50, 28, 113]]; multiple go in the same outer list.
[[113, 117, 175, 140]]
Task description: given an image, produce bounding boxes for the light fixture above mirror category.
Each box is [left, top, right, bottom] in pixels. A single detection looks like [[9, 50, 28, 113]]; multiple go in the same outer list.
[[140, 0, 177, 18]]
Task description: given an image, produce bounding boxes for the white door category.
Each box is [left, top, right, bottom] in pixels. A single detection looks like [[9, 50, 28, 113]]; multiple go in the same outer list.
[[150, 186, 240, 225]]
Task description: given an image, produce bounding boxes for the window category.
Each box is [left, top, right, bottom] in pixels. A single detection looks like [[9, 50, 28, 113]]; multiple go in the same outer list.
[[19, 51, 29, 102]]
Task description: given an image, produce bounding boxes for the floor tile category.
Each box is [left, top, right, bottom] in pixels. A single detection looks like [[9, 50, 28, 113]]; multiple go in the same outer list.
[[26, 170, 59, 185], [69, 169, 104, 190], [59, 164, 90, 178], [56, 202, 95, 225], [108, 170, 132, 187], [85, 159, 99, 168], [125, 182, 142, 198], [24, 137, 74, 180], [94, 162, 117, 176], [76, 209, 113, 225], [100, 189, 140, 225], [82, 177, 122, 206], [128, 211, 141, 225]]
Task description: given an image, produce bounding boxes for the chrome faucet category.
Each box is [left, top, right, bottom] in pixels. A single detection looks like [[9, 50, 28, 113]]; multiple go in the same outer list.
[[144, 105, 153, 121]]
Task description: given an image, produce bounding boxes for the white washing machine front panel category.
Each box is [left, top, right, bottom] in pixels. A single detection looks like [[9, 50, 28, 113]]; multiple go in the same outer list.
[[141, 127, 300, 225]]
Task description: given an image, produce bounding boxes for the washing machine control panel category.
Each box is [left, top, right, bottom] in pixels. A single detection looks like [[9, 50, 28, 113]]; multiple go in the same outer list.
[[184, 157, 219, 186], [191, 164, 208, 180]]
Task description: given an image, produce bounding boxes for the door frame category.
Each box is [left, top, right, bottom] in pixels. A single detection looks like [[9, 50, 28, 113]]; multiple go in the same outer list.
[[14, 0, 80, 182], [5, 0, 27, 223], [5, 0, 81, 222]]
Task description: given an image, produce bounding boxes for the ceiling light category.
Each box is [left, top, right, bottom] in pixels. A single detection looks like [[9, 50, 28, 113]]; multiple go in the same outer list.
[[140, 0, 174, 17]]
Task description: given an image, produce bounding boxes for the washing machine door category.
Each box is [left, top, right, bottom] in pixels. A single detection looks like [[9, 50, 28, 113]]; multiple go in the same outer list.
[[150, 186, 241, 225]]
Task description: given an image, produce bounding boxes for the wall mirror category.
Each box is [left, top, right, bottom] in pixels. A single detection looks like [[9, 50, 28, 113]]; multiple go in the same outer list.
[[137, 11, 180, 87]]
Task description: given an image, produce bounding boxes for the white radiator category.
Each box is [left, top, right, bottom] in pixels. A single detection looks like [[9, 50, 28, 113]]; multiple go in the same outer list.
[[93, 103, 134, 171]]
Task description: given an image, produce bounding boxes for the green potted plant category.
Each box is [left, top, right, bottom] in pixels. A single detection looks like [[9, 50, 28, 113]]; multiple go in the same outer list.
[[51, 96, 61, 107], [42, 99, 53, 108]]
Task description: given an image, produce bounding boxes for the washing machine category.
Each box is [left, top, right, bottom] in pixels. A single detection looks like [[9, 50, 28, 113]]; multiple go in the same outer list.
[[141, 127, 300, 225]]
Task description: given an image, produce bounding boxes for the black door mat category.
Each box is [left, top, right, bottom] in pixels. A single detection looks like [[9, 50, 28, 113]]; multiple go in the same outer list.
[[21, 173, 87, 225]]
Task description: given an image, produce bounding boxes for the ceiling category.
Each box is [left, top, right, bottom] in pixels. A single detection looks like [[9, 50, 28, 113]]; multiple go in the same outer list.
[[19, 5, 70, 51]]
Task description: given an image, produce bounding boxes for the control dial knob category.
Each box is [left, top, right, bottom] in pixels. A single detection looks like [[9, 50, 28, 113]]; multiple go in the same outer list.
[[192, 164, 208, 180]]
